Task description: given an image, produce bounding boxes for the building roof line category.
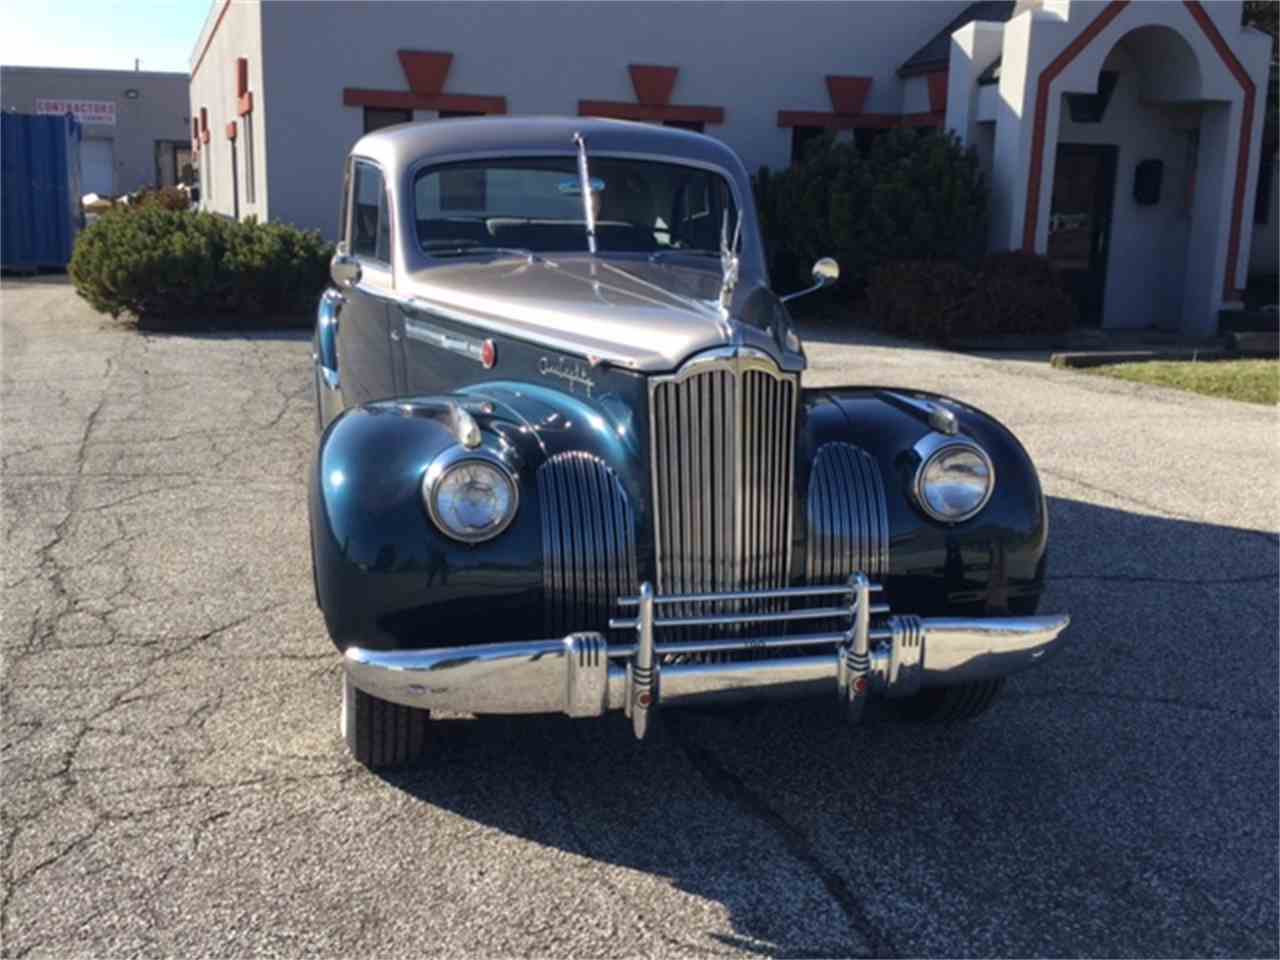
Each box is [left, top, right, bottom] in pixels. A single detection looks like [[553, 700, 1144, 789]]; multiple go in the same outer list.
[[0, 65, 189, 80]]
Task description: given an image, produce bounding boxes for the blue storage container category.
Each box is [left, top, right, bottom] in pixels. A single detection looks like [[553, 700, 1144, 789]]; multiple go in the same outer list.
[[2, 112, 83, 271]]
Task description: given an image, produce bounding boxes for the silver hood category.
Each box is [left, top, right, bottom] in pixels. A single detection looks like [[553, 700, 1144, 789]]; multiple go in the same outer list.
[[399, 255, 783, 373]]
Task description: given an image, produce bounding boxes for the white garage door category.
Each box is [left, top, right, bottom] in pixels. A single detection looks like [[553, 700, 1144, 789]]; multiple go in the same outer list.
[[81, 139, 114, 197]]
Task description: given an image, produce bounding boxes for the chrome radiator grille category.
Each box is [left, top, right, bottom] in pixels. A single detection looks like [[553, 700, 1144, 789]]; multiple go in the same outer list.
[[649, 351, 798, 615]]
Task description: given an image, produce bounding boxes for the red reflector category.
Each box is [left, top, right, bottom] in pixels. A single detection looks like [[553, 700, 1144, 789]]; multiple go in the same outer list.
[[481, 339, 497, 369], [853, 676, 868, 694], [638, 692, 652, 706]]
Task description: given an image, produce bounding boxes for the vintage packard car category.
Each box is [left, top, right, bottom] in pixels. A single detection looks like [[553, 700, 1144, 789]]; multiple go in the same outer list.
[[309, 117, 1069, 768]]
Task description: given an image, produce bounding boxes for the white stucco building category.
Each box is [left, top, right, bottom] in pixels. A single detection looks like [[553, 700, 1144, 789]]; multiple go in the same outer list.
[[189, 0, 1276, 335]]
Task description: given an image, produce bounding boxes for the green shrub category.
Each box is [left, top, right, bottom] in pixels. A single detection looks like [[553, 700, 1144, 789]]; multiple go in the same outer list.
[[866, 259, 974, 340], [967, 251, 1078, 335], [125, 186, 191, 211], [866, 251, 1078, 341], [69, 208, 332, 327], [753, 128, 988, 297]]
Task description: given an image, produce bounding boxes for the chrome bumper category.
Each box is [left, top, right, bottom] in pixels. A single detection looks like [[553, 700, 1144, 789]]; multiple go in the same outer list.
[[344, 576, 1069, 740]]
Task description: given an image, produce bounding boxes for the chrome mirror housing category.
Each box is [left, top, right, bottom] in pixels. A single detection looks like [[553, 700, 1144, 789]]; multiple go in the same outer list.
[[330, 244, 362, 289], [812, 257, 839, 286], [780, 257, 839, 303]]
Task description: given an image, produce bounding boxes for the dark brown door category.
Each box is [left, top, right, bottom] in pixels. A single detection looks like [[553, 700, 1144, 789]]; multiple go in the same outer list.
[[1048, 144, 1117, 325]]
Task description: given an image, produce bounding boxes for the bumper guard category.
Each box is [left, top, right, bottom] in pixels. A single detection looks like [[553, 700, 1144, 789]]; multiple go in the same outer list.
[[344, 575, 1069, 740]]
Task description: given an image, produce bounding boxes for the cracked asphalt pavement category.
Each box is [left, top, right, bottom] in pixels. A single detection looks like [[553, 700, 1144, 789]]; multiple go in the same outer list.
[[3, 276, 1277, 957]]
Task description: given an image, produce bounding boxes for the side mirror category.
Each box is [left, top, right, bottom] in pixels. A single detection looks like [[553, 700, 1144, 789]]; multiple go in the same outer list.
[[780, 257, 839, 303], [330, 243, 362, 289], [812, 257, 839, 287]]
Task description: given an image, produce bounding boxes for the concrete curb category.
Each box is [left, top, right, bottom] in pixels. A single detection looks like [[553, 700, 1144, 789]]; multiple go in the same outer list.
[[1049, 349, 1234, 369]]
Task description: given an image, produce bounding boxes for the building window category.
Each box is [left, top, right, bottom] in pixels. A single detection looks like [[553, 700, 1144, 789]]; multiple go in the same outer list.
[[176, 147, 194, 186], [791, 126, 825, 165], [1256, 150, 1275, 225], [351, 160, 390, 262], [663, 119, 704, 133], [363, 107, 411, 133], [243, 114, 256, 204]]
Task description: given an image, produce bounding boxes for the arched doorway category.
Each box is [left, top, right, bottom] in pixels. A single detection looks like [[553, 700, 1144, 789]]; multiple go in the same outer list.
[[1046, 24, 1223, 331]]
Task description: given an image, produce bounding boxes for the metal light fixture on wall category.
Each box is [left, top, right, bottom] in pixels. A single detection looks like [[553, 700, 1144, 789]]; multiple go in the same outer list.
[[124, 89, 140, 100]]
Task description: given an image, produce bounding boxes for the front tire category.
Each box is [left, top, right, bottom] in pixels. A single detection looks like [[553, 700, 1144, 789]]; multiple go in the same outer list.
[[885, 594, 1038, 725], [342, 674, 433, 768], [886, 678, 1005, 724]]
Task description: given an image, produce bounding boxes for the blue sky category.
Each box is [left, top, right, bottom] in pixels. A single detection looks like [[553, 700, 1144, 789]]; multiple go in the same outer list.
[[0, 0, 210, 73]]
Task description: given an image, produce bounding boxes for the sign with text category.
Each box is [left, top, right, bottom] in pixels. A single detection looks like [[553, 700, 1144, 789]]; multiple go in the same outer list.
[[35, 98, 116, 126]]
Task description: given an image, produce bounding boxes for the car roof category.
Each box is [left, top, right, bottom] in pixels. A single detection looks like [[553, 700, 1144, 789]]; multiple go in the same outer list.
[[350, 115, 750, 183]]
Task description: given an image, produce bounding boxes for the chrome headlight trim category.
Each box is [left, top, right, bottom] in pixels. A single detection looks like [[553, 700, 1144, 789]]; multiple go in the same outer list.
[[423, 446, 520, 543], [911, 432, 996, 524]]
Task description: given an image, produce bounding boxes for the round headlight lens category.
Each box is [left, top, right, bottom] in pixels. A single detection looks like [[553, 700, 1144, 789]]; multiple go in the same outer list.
[[917, 444, 994, 522], [428, 459, 517, 542]]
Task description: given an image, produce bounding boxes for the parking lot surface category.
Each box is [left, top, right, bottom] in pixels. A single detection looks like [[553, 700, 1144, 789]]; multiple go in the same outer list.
[[3, 277, 1277, 957]]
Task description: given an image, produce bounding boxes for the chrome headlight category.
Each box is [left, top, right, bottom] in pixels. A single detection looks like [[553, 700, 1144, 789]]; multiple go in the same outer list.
[[913, 438, 995, 523], [424, 452, 519, 543]]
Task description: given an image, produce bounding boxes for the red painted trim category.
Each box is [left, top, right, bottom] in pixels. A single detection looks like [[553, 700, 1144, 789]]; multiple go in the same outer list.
[[225, 121, 237, 141], [630, 65, 678, 106], [238, 91, 253, 117], [201, 129, 210, 145], [343, 88, 507, 114], [398, 50, 453, 95], [199, 107, 208, 132], [777, 110, 942, 130], [926, 71, 949, 113], [825, 76, 872, 115], [191, 0, 231, 80], [578, 101, 724, 124], [1184, 0, 1256, 298], [1022, 1, 1130, 252], [1021, 0, 1259, 300], [236, 57, 248, 97]]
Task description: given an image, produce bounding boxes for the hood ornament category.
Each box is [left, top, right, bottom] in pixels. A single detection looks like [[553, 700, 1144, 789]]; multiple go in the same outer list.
[[718, 207, 742, 317]]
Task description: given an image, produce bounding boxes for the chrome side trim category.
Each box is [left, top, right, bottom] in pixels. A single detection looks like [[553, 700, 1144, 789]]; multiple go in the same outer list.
[[537, 452, 638, 639], [807, 442, 890, 585], [403, 316, 488, 365], [399, 291, 644, 370]]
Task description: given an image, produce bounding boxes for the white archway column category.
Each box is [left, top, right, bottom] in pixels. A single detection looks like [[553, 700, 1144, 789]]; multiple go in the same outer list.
[[969, 0, 1272, 333]]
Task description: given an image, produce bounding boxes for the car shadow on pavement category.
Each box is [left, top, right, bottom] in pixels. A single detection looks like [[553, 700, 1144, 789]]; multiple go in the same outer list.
[[367, 496, 1279, 957]]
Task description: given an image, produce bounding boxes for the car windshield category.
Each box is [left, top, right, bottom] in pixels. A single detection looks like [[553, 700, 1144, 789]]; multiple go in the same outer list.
[[414, 156, 736, 256]]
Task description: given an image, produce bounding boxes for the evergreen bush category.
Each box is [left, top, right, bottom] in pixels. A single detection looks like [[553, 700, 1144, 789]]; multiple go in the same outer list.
[[70, 208, 332, 327], [753, 128, 989, 297]]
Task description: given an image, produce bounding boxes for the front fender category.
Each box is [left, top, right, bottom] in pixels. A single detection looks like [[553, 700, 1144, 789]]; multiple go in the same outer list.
[[310, 380, 648, 652], [799, 387, 1048, 616]]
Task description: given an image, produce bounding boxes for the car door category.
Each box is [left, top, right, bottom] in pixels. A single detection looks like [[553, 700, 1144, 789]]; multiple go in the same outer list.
[[336, 157, 398, 406]]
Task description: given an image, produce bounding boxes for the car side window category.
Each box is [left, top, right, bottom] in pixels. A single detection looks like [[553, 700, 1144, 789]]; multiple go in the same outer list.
[[351, 160, 390, 262]]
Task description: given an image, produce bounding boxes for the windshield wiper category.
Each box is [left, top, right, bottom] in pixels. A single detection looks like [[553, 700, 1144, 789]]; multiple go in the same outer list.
[[423, 241, 536, 260], [650, 248, 721, 261]]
